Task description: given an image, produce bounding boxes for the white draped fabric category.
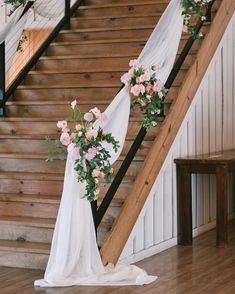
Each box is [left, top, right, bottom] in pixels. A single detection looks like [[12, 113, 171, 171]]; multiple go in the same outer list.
[[0, 0, 65, 73], [33, 0, 184, 287]]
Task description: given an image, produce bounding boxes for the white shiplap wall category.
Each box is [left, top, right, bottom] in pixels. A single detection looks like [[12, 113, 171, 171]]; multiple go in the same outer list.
[[120, 13, 235, 264]]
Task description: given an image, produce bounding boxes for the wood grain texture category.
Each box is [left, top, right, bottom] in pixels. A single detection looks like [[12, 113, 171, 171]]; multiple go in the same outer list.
[[2, 221, 235, 293], [101, 0, 235, 265]]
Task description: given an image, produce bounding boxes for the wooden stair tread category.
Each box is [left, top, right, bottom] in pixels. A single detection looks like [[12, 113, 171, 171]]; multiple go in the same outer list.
[[17, 83, 121, 89], [0, 193, 61, 204], [0, 152, 145, 162], [17, 82, 180, 89], [6, 100, 110, 106], [0, 171, 64, 181], [0, 192, 125, 205], [0, 215, 55, 227], [0, 133, 156, 142], [28, 68, 128, 74], [0, 239, 51, 254], [51, 38, 148, 46], [79, 1, 168, 9], [72, 12, 162, 21], [60, 24, 155, 34], [40, 53, 137, 60]]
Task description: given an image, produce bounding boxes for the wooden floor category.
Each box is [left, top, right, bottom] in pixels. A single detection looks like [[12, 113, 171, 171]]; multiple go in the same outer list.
[[2, 221, 235, 294]]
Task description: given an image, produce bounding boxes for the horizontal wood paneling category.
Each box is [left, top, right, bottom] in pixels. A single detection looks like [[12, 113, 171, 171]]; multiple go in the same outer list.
[[119, 13, 235, 264]]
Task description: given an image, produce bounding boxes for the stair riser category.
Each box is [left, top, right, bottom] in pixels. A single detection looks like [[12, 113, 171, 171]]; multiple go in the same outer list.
[[36, 56, 132, 71], [13, 85, 179, 102], [0, 222, 109, 250], [0, 179, 131, 200], [24, 69, 186, 86], [0, 138, 152, 156], [13, 87, 118, 101], [47, 41, 145, 56], [24, 71, 124, 86], [71, 15, 160, 29], [0, 158, 143, 177], [6, 102, 172, 118], [47, 38, 199, 57], [0, 198, 121, 219], [0, 251, 48, 270], [0, 121, 158, 137], [76, 4, 169, 17], [0, 201, 59, 219], [83, 0, 163, 5], [56, 28, 153, 42]]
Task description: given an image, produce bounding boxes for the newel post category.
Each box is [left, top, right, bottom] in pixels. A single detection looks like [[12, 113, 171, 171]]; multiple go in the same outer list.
[[0, 42, 6, 116], [64, 0, 71, 29]]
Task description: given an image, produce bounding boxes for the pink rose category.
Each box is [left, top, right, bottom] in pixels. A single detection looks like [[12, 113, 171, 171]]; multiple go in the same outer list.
[[85, 148, 97, 161], [60, 132, 70, 146], [129, 59, 139, 67], [75, 124, 82, 131], [158, 91, 163, 98], [98, 113, 107, 123], [146, 84, 153, 95], [57, 120, 67, 129], [84, 112, 93, 122], [67, 143, 80, 157], [138, 69, 151, 83], [121, 70, 133, 84], [99, 172, 105, 179], [85, 129, 98, 141], [153, 80, 164, 92], [130, 84, 145, 96]]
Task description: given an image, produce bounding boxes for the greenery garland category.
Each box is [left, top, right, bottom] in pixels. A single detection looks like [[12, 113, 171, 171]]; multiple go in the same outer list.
[[46, 100, 119, 202], [182, 0, 212, 39]]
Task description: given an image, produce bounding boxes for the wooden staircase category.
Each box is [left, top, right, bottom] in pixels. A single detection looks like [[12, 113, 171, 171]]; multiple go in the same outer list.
[[0, 0, 221, 269]]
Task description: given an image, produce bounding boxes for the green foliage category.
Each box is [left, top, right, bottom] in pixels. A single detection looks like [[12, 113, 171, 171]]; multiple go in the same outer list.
[[45, 101, 119, 202], [182, 0, 212, 40]]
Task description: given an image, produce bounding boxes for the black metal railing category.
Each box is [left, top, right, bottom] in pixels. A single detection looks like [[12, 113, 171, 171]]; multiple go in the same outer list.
[[0, 0, 85, 114], [94, 0, 215, 229]]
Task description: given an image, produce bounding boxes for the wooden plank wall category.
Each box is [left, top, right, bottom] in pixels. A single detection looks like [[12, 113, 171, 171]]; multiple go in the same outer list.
[[119, 13, 235, 264]]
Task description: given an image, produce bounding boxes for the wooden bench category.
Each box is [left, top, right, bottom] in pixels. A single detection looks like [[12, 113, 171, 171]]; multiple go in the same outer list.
[[174, 149, 235, 247]]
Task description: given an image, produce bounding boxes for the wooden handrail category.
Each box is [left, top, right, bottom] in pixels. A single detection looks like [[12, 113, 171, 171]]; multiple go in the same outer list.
[[100, 0, 235, 265]]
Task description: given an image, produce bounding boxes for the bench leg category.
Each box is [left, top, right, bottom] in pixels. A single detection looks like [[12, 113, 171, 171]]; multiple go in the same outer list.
[[216, 165, 228, 247], [177, 164, 192, 245]]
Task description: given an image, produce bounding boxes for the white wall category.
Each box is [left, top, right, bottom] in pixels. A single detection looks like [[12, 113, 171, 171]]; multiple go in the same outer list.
[[120, 13, 235, 264]]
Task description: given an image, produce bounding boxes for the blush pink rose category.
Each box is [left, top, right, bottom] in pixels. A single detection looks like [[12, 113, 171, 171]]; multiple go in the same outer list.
[[153, 80, 164, 92], [84, 112, 94, 122], [85, 148, 97, 161], [146, 84, 153, 95], [129, 59, 139, 67], [130, 84, 145, 96], [99, 171, 105, 179], [121, 70, 133, 84], [67, 143, 80, 157], [57, 120, 67, 129], [60, 132, 70, 146], [138, 69, 151, 83], [85, 129, 98, 141], [158, 91, 164, 98], [75, 124, 82, 131]]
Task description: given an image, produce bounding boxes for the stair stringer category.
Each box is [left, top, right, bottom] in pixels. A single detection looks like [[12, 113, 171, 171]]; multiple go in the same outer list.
[[119, 12, 235, 264]]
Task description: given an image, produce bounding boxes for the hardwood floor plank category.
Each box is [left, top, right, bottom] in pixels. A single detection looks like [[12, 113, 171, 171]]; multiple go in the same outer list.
[[0, 221, 235, 293]]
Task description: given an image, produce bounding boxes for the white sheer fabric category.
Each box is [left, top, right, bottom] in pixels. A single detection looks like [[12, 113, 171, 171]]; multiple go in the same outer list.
[[0, 5, 31, 72], [33, 0, 64, 19], [35, 0, 183, 287]]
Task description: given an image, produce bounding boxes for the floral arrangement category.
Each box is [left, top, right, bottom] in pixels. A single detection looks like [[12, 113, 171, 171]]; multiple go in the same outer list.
[[121, 59, 168, 130], [182, 0, 212, 39], [46, 100, 119, 202]]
